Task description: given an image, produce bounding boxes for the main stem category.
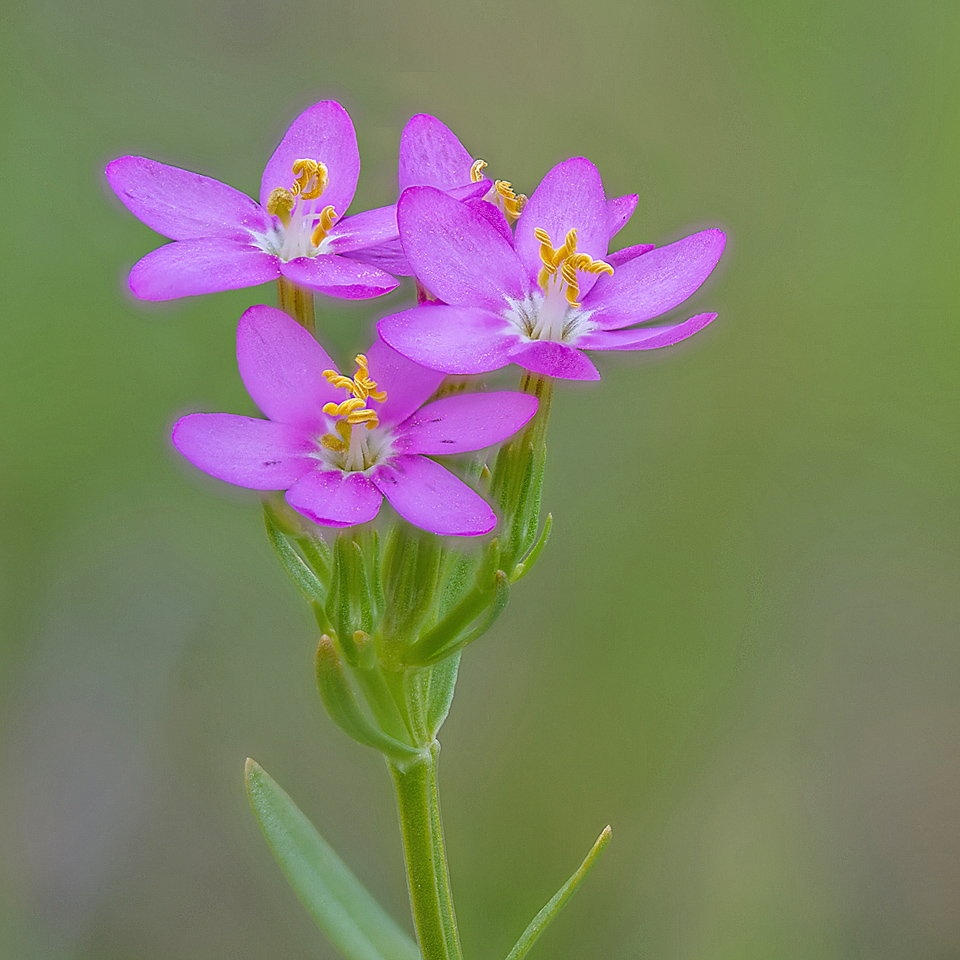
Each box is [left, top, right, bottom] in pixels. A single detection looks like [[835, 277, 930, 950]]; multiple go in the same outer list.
[[391, 743, 462, 960]]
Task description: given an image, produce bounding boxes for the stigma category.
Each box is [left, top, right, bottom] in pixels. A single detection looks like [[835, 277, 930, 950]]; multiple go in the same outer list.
[[319, 355, 388, 472]]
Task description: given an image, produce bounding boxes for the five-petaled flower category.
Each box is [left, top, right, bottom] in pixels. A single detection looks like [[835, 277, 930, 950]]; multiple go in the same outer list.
[[172, 306, 539, 536], [377, 157, 725, 380], [106, 102, 403, 301]]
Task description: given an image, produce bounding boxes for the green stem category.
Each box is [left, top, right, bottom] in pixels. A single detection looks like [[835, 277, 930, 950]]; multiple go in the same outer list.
[[391, 746, 462, 960], [277, 276, 316, 333]]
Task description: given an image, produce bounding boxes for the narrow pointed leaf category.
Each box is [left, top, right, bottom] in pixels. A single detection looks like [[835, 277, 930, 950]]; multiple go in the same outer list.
[[504, 826, 612, 960], [426, 652, 461, 738], [417, 571, 510, 667], [316, 637, 424, 761], [245, 759, 421, 960], [510, 514, 553, 583], [264, 503, 326, 602]]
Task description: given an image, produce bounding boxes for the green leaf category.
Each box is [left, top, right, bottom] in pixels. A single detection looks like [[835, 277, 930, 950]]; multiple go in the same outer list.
[[416, 570, 510, 667], [504, 826, 612, 960], [263, 503, 326, 603], [426, 652, 461, 738], [245, 759, 421, 960], [510, 514, 553, 583], [315, 637, 424, 762]]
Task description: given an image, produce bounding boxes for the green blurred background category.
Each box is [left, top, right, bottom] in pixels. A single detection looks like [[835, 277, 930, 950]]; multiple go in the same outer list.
[[2, 0, 959, 957]]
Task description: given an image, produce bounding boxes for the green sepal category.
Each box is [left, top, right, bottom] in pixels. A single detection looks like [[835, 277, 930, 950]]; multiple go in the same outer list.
[[245, 759, 420, 960], [311, 599, 337, 641], [352, 541, 375, 635], [416, 570, 510, 667], [435, 551, 474, 619], [315, 636, 423, 762], [504, 826, 612, 960], [294, 532, 332, 585], [264, 503, 326, 602], [510, 513, 553, 583]]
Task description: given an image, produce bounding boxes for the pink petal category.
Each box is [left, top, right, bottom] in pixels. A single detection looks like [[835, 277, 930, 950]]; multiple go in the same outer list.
[[514, 157, 609, 299], [378, 304, 517, 374], [398, 114, 475, 192], [342, 239, 412, 277], [172, 414, 315, 489], [128, 239, 280, 300], [372, 455, 496, 536], [607, 194, 639, 239], [280, 255, 398, 299], [464, 198, 513, 245], [362, 336, 445, 429], [324, 204, 398, 254], [260, 102, 360, 220], [285, 470, 382, 528], [608, 242, 655, 267], [584, 228, 726, 329], [397, 186, 529, 312], [106, 156, 272, 241], [236, 305, 341, 432], [576, 313, 718, 351], [507, 340, 600, 381], [396, 392, 539, 455]]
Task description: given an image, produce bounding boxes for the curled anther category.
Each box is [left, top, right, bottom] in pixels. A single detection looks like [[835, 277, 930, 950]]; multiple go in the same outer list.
[[291, 159, 328, 199], [470, 159, 487, 182], [310, 205, 339, 247], [495, 180, 526, 221]]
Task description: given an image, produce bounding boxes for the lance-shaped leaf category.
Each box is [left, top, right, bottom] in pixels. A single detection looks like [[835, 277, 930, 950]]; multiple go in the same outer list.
[[510, 514, 553, 583], [316, 636, 424, 762], [504, 826, 612, 960], [264, 503, 327, 601], [415, 571, 510, 667], [245, 759, 421, 960]]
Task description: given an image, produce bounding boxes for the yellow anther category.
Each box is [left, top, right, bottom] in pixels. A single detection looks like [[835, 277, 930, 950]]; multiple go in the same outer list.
[[267, 187, 295, 227], [495, 180, 527, 221], [310, 205, 339, 247], [320, 434, 347, 452], [320, 355, 388, 441], [291, 159, 328, 199], [534, 227, 614, 307], [470, 159, 487, 183]]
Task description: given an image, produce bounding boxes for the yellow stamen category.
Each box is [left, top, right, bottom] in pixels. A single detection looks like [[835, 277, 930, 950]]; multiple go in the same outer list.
[[310, 205, 339, 247], [495, 180, 527, 221], [267, 187, 295, 228], [534, 227, 613, 308], [318, 354, 388, 457], [321, 434, 346, 452], [291, 159, 328, 199], [470, 159, 487, 183]]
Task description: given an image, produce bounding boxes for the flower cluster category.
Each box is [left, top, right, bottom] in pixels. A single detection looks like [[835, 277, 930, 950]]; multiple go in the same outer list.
[[106, 101, 725, 537]]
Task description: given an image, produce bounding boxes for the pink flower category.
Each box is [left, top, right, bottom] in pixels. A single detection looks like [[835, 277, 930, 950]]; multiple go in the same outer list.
[[106, 102, 400, 301], [172, 305, 538, 536], [378, 157, 725, 380]]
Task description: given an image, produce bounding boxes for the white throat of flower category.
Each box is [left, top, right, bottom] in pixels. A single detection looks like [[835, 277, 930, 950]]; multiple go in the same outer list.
[[318, 355, 388, 472], [505, 227, 614, 343], [264, 159, 339, 260]]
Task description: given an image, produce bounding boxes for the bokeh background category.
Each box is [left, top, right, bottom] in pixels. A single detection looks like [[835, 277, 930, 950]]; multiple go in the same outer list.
[[2, 0, 959, 957]]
